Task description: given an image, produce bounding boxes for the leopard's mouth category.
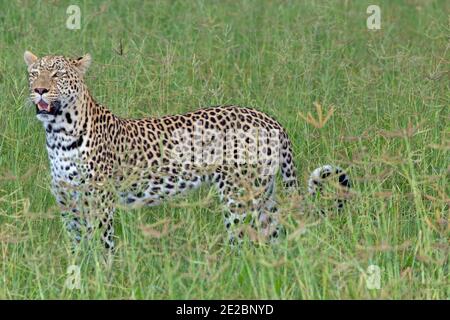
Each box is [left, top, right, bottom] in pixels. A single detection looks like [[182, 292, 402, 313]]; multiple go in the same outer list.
[[36, 100, 51, 113], [35, 100, 61, 116]]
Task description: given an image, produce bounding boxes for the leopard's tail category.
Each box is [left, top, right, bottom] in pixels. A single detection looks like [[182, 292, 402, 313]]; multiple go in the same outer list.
[[307, 165, 351, 210], [279, 134, 350, 209]]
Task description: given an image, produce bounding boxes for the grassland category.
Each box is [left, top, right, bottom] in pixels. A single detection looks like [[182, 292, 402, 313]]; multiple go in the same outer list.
[[0, 0, 448, 299]]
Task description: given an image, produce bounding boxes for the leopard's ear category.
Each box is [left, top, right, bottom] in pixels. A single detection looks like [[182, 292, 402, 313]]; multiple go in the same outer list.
[[24, 50, 38, 66], [72, 53, 92, 75]]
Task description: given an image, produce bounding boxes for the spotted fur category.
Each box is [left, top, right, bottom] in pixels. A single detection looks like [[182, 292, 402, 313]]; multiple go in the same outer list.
[[24, 51, 350, 250]]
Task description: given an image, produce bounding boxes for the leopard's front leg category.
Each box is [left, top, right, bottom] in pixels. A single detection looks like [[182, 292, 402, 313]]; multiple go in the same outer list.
[[55, 183, 116, 252], [97, 203, 115, 251]]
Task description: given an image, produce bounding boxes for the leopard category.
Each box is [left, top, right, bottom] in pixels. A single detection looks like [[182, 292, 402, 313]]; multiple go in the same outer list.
[[24, 50, 351, 251]]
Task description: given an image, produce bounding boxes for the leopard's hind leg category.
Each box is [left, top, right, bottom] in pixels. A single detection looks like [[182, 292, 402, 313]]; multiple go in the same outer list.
[[216, 170, 282, 245]]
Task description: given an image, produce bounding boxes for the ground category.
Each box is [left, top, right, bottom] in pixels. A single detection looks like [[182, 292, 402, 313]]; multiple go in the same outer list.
[[0, 0, 448, 299]]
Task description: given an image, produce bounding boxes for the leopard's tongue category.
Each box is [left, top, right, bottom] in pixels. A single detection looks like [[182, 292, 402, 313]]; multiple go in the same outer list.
[[37, 101, 50, 112]]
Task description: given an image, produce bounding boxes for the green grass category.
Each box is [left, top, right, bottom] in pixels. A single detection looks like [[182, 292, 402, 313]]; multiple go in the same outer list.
[[0, 0, 448, 299]]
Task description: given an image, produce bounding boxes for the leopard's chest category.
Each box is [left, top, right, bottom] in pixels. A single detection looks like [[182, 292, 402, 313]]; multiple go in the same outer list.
[[45, 131, 87, 186]]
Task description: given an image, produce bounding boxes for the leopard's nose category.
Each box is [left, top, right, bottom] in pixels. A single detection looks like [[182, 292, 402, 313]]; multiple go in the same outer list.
[[34, 88, 49, 95]]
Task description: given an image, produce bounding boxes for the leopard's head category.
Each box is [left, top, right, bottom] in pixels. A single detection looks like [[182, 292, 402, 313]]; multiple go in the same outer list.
[[24, 51, 91, 122]]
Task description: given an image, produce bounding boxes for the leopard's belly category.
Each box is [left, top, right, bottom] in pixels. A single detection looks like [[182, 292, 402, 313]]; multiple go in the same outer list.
[[118, 172, 207, 208]]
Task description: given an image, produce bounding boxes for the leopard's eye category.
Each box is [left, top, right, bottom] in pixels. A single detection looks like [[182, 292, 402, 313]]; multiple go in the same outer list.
[[52, 70, 66, 78], [30, 70, 39, 77]]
